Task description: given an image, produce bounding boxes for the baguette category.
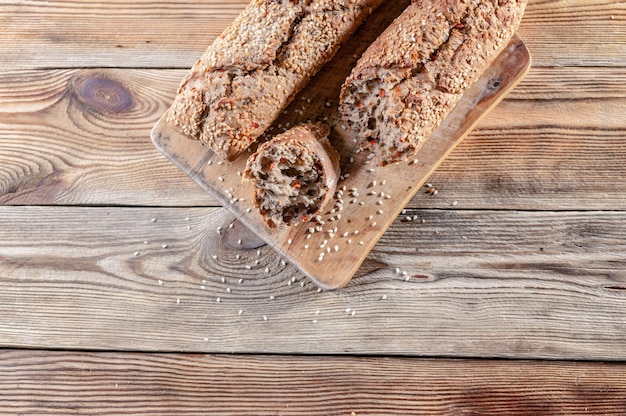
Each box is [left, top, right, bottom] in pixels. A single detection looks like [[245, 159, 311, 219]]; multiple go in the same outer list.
[[339, 0, 527, 166], [244, 123, 339, 229], [167, 0, 384, 162]]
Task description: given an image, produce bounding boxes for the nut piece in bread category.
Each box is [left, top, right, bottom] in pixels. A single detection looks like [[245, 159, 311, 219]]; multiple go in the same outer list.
[[339, 0, 527, 166], [167, 0, 384, 162], [244, 123, 340, 229]]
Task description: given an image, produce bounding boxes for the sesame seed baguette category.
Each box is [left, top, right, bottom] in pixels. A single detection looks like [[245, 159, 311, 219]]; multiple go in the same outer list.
[[244, 123, 340, 229], [167, 0, 384, 162], [339, 0, 527, 166]]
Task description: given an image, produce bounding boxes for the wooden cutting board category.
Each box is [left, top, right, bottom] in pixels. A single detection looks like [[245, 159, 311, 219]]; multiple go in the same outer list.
[[151, 34, 531, 290]]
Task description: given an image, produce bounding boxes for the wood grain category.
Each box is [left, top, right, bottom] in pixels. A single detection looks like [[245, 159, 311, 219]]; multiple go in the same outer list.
[[1, 206, 625, 358], [1, 67, 626, 209], [2, 350, 626, 415], [1, 0, 625, 69]]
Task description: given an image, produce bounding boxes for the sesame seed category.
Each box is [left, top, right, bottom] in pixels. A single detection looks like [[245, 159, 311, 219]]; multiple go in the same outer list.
[[312, 320, 318, 324], [158, 280, 163, 285], [151, 218, 157, 223], [263, 315, 268, 321], [238, 310, 244, 315], [176, 298, 180, 304], [162, 244, 168, 249], [237, 239, 242, 245], [381, 295, 388, 300], [269, 295, 275, 300], [216, 297, 221, 303], [226, 288, 231, 293], [134, 251, 140, 256]]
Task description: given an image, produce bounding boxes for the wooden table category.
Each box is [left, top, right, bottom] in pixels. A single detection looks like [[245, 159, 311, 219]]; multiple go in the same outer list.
[[1, 0, 625, 413]]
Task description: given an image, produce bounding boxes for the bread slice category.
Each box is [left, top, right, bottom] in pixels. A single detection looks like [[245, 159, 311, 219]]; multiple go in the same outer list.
[[167, 0, 384, 162], [244, 123, 340, 229], [339, 0, 527, 166]]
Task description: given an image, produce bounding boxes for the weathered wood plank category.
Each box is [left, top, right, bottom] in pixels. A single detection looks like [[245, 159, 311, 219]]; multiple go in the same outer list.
[[1, 67, 625, 209], [1, 0, 625, 69], [1, 206, 625, 359], [2, 350, 626, 415]]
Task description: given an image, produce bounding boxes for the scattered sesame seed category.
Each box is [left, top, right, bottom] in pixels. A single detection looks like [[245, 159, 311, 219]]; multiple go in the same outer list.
[[371, 222, 377, 227], [216, 297, 221, 303], [228, 223, 234, 229], [269, 295, 275, 300], [264, 267, 270, 273], [237, 239, 242, 245], [312, 320, 318, 324], [381, 295, 388, 300], [162, 244, 168, 249], [151, 218, 157, 223], [217, 161, 224, 166], [176, 298, 181, 304], [134, 251, 140, 256], [238, 310, 244, 315], [263, 315, 268, 321], [245, 265, 252, 270], [226, 288, 231, 293], [158, 280, 163, 285]]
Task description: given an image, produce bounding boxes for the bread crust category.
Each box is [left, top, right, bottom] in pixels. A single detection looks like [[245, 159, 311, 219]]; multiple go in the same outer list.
[[244, 123, 340, 229], [340, 0, 527, 165], [167, 0, 384, 162]]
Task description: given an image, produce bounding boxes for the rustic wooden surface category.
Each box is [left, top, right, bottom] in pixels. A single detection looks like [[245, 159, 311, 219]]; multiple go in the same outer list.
[[1, 0, 626, 413], [3, 350, 626, 415]]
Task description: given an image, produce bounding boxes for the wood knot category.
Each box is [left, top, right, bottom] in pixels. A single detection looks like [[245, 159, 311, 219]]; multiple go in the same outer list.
[[222, 219, 266, 250], [71, 71, 133, 114]]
